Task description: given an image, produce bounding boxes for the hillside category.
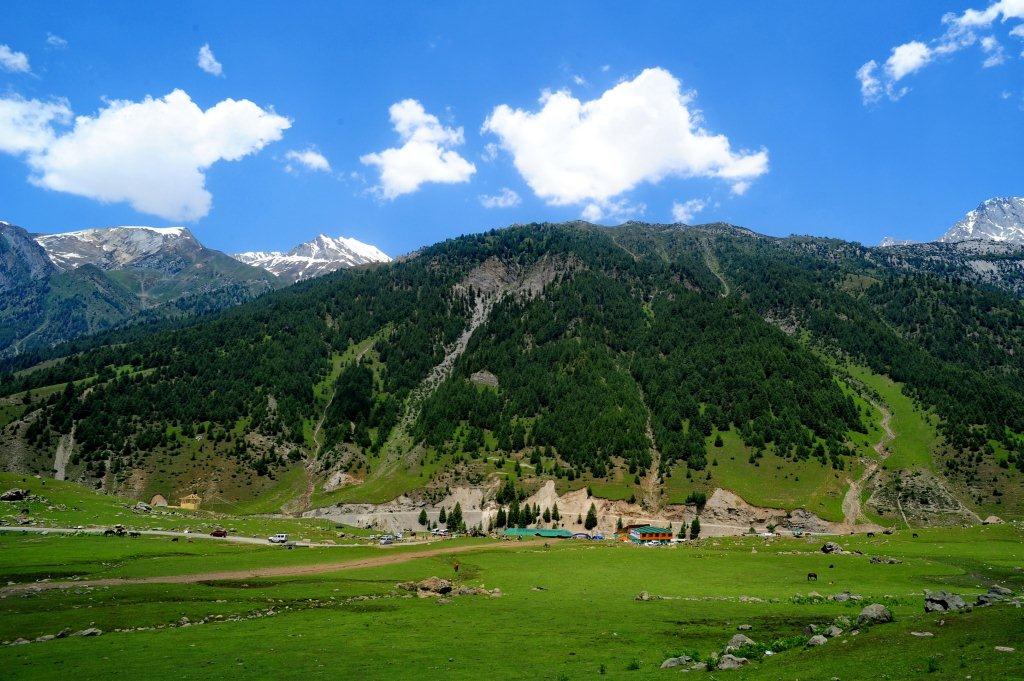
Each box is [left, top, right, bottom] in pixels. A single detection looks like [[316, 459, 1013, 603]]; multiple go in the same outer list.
[[2, 221, 1023, 527]]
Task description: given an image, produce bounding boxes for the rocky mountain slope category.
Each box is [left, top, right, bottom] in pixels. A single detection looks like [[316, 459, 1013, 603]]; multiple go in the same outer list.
[[0, 222, 278, 357], [2, 221, 1022, 529], [234, 233, 391, 283], [939, 197, 1024, 244]]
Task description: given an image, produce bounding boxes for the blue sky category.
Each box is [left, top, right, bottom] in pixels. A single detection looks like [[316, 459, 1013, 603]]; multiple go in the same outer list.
[[2, 2, 1022, 256]]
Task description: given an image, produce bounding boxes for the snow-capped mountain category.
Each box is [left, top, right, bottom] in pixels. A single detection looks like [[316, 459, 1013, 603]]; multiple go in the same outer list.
[[234, 233, 391, 282], [878, 236, 916, 248], [938, 197, 1024, 244], [34, 226, 199, 270]]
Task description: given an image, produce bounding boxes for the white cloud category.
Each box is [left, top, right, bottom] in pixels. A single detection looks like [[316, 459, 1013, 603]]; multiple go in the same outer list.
[[671, 198, 706, 223], [572, 74, 587, 86], [46, 33, 68, 49], [284, 148, 331, 173], [859, 1, 1024, 103], [479, 187, 521, 209], [360, 99, 476, 199], [730, 181, 751, 196], [481, 142, 499, 162], [0, 89, 290, 221], [581, 197, 645, 223], [197, 44, 223, 77], [0, 44, 31, 73], [0, 96, 71, 155], [886, 41, 933, 81], [482, 67, 768, 213], [981, 35, 1008, 66], [856, 60, 883, 103]]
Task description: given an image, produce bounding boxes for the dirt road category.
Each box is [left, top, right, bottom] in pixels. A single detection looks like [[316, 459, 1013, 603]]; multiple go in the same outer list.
[[842, 402, 894, 526], [0, 538, 545, 596]]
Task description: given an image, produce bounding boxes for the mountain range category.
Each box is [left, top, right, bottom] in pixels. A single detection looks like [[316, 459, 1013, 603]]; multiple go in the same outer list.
[[0, 223, 389, 357], [234, 234, 391, 283], [2, 217, 1022, 529]]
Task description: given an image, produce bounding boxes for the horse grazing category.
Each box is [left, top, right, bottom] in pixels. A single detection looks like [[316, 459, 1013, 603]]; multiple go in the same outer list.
[[128, 531, 140, 538], [102, 529, 116, 537], [912, 533, 919, 538], [807, 572, 818, 581], [866, 532, 875, 538]]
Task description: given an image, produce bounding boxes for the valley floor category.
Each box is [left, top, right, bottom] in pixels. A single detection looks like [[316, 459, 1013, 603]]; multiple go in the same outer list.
[[1, 520, 1022, 679]]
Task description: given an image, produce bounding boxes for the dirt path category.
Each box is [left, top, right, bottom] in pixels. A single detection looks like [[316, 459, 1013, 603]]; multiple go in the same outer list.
[[52, 427, 74, 481], [842, 402, 894, 526], [701, 240, 730, 297], [0, 538, 545, 596], [640, 411, 661, 512]]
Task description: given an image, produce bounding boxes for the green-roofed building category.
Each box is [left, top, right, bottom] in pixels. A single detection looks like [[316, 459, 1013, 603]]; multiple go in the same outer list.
[[503, 527, 573, 539], [628, 525, 673, 542]]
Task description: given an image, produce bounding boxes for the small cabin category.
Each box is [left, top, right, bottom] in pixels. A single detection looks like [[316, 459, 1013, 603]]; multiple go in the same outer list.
[[149, 494, 168, 507], [178, 493, 201, 510], [628, 525, 673, 543]]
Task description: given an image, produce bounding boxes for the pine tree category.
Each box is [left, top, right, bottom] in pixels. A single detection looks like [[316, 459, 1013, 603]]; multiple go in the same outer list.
[[508, 499, 520, 528], [689, 516, 701, 540], [418, 509, 428, 526], [496, 506, 507, 528], [616, 516, 623, 531], [585, 503, 598, 530], [449, 502, 464, 532], [552, 503, 560, 521], [439, 506, 447, 524], [543, 507, 551, 523]]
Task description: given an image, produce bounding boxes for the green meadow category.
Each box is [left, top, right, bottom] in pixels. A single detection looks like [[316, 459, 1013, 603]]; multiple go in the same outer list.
[[1, 516, 1021, 679]]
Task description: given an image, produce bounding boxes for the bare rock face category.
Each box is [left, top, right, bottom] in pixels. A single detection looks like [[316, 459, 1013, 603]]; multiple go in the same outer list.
[[821, 541, 843, 554], [469, 370, 499, 388], [807, 634, 828, 647], [939, 197, 1024, 245]]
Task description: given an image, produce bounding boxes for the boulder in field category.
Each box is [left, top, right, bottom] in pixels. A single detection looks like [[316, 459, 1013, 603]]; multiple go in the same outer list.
[[660, 655, 691, 669], [725, 634, 755, 651], [856, 603, 893, 626], [1, 489, 29, 502], [716, 654, 749, 670], [807, 635, 828, 647], [924, 591, 967, 612], [821, 541, 843, 554]]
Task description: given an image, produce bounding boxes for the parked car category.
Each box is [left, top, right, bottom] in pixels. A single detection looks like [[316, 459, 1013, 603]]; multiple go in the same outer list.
[[268, 533, 289, 544], [211, 528, 228, 538], [379, 537, 393, 545]]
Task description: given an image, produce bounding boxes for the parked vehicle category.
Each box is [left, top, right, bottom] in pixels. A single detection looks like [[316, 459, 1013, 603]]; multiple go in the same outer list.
[[268, 533, 289, 544], [211, 528, 228, 538]]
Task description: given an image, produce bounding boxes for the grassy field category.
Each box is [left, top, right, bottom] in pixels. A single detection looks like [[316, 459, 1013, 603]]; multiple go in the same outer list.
[[1, 521, 1021, 680], [0, 473, 362, 542]]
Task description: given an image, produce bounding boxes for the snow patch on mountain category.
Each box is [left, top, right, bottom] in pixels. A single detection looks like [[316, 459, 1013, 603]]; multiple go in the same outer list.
[[938, 197, 1024, 245], [878, 236, 915, 248], [34, 226, 197, 270], [234, 233, 390, 282]]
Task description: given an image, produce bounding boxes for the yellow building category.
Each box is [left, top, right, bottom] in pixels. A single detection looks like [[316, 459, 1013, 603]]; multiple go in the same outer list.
[[178, 493, 201, 510]]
